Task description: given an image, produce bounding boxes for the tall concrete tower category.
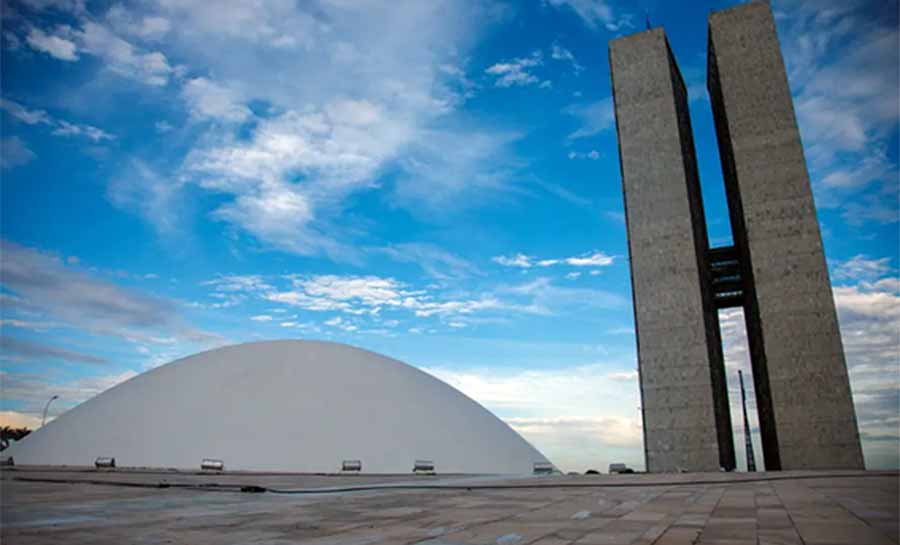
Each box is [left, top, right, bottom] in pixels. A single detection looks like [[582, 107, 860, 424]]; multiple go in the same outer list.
[[609, 28, 735, 473], [610, 1, 864, 472]]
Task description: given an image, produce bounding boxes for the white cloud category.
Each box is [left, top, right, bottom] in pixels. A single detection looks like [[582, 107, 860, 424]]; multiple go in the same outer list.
[[1, 369, 138, 419], [324, 316, 357, 332], [565, 251, 614, 267], [153, 0, 320, 50], [192, 101, 391, 190], [107, 159, 183, 235], [182, 77, 252, 123], [265, 274, 506, 319], [833, 255, 892, 282], [74, 21, 173, 85], [607, 370, 637, 381], [564, 98, 615, 140], [0, 240, 221, 346], [492, 253, 534, 268], [544, 0, 632, 32], [1, 98, 114, 142], [250, 315, 273, 322], [0, 336, 107, 365], [133, 1, 503, 257], [1, 137, 36, 169], [52, 120, 114, 141], [0, 319, 59, 331], [0, 98, 52, 125], [26, 26, 78, 60], [4, 31, 22, 51], [0, 411, 43, 430], [184, 99, 412, 258], [777, 1, 898, 226], [485, 51, 545, 87], [393, 127, 522, 214], [203, 274, 272, 293], [819, 146, 894, 191], [16, 0, 86, 14], [194, 274, 275, 309], [500, 276, 627, 316], [20, 17, 172, 85], [550, 43, 583, 74], [9, 2, 508, 261], [106, 5, 171, 40], [438, 63, 478, 101], [842, 193, 899, 226], [567, 149, 600, 160], [154, 120, 173, 133], [832, 277, 900, 468], [377, 243, 481, 280], [493, 250, 615, 269], [424, 363, 642, 472]]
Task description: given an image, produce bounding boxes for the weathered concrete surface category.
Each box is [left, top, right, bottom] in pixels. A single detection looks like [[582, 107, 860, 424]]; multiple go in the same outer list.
[[610, 28, 733, 473], [707, 1, 864, 470], [2, 468, 897, 544]]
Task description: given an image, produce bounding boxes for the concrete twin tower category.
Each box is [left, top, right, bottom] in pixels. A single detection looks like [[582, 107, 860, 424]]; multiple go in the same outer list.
[[610, 1, 864, 472]]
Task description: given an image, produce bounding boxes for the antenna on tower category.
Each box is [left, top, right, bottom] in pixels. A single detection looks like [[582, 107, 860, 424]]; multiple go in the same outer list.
[[739, 370, 757, 472]]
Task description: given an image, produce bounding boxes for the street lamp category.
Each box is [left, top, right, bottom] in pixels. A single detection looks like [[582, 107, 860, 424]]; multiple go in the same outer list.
[[41, 395, 59, 427]]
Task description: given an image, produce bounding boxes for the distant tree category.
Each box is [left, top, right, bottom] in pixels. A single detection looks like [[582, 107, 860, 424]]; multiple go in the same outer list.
[[0, 426, 31, 451]]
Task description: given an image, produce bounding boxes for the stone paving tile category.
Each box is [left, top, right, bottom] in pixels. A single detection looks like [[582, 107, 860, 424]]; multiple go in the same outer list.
[[437, 520, 559, 544], [2, 470, 898, 545], [791, 519, 897, 545], [634, 521, 674, 544], [529, 537, 575, 545], [622, 510, 668, 522], [709, 506, 752, 518], [653, 526, 702, 544], [673, 512, 708, 527], [574, 519, 655, 544], [757, 507, 793, 530], [698, 517, 757, 542], [757, 527, 804, 545]]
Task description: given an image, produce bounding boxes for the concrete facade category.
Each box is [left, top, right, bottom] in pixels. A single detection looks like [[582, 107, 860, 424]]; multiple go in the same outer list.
[[609, 29, 734, 473], [611, 1, 863, 472], [707, 1, 864, 470]]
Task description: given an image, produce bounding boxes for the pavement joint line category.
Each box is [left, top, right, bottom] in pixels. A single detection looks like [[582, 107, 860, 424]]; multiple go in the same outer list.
[[7, 471, 899, 496], [812, 479, 897, 543], [771, 479, 808, 545]]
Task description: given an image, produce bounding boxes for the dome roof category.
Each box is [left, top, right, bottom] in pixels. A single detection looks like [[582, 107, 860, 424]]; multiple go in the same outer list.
[[6, 340, 551, 474]]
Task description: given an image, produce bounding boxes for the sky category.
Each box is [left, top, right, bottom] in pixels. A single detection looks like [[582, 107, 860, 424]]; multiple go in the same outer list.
[[0, 0, 897, 473]]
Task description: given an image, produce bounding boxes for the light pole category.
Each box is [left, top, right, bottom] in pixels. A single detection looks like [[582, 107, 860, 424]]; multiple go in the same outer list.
[[738, 371, 756, 472], [41, 395, 59, 427]]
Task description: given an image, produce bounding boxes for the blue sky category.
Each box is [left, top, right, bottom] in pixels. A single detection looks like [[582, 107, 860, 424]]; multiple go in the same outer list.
[[1, 0, 897, 473]]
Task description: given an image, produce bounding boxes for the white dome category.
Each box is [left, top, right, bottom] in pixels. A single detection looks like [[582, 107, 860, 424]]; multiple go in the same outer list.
[[6, 340, 551, 474]]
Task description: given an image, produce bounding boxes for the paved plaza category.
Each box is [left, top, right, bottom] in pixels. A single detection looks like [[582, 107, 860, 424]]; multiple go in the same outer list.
[[1, 468, 897, 544]]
